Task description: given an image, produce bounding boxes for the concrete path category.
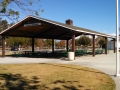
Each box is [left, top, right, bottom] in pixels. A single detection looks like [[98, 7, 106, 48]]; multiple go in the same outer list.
[[0, 51, 120, 90]]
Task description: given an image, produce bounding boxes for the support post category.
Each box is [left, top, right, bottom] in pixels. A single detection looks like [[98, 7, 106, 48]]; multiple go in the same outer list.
[[2, 36, 5, 57], [105, 37, 108, 54], [32, 38, 34, 52], [66, 40, 69, 52], [72, 34, 75, 60], [52, 39, 54, 53], [113, 38, 116, 53], [92, 35, 95, 57]]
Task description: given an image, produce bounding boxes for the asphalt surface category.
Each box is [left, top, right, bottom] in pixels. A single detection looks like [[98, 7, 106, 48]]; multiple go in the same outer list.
[[0, 51, 120, 90]]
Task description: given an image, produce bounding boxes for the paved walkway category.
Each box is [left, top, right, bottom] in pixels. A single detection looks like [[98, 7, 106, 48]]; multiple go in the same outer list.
[[0, 51, 120, 90]]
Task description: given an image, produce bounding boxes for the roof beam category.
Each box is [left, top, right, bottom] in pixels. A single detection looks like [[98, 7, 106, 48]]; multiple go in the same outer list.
[[33, 27, 55, 37], [16, 30, 36, 35], [54, 31, 70, 39], [34, 35, 55, 39], [5, 35, 32, 38]]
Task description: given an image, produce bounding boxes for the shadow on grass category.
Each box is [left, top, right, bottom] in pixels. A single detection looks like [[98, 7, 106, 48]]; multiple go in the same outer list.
[[52, 80, 90, 90], [0, 73, 91, 90], [0, 73, 45, 90]]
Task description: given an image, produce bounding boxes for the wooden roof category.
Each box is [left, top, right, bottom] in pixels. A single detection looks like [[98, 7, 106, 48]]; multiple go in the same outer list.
[[0, 15, 115, 40]]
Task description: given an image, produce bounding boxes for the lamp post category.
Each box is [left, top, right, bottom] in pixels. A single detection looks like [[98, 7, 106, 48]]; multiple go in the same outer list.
[[116, 0, 120, 76]]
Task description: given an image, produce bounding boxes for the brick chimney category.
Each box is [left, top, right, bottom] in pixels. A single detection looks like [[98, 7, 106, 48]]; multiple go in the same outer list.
[[66, 19, 73, 25]]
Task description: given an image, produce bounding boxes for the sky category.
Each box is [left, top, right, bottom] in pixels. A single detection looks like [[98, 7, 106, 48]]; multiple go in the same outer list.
[[1, 0, 120, 36], [40, 0, 119, 36]]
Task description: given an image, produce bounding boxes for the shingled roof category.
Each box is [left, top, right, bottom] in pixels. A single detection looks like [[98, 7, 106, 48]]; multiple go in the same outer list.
[[0, 15, 115, 40]]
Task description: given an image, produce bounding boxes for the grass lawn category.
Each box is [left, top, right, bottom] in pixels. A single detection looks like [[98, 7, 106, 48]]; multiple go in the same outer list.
[[0, 63, 115, 90]]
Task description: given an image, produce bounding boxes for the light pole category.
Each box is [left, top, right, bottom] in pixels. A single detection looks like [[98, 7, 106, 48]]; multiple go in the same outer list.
[[116, 0, 120, 76]]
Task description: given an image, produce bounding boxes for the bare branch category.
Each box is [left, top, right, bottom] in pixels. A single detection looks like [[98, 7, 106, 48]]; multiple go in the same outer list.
[[0, 0, 43, 22]]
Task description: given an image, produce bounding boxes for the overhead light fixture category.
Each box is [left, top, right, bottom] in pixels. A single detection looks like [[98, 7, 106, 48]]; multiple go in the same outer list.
[[24, 23, 41, 27]]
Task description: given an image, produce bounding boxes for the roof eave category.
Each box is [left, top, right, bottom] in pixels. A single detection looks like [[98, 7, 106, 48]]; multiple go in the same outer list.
[[0, 15, 116, 39]]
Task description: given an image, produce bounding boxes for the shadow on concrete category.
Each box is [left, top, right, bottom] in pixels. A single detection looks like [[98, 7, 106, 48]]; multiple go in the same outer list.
[[60, 57, 69, 61]]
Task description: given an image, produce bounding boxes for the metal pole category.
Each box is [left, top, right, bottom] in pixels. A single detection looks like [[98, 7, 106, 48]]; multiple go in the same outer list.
[[116, 0, 120, 76]]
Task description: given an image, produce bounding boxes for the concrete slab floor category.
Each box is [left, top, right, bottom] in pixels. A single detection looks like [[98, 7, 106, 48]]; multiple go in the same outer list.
[[0, 51, 120, 90]]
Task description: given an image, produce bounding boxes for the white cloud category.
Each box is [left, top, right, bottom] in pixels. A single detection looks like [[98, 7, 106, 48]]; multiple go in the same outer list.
[[109, 33, 116, 36], [101, 31, 116, 36]]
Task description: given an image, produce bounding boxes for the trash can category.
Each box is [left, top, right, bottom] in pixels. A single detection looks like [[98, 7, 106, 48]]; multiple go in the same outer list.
[[68, 52, 74, 61]]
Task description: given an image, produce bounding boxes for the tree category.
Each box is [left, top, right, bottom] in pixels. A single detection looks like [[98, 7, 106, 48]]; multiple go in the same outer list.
[[78, 36, 91, 46], [0, 18, 9, 32], [44, 39, 52, 48], [59, 40, 65, 47], [75, 39, 80, 50], [6, 37, 31, 48], [98, 38, 105, 48], [0, 0, 44, 22], [55, 42, 58, 47], [78, 35, 91, 49], [95, 36, 103, 46], [0, 18, 9, 46], [75, 39, 79, 46], [36, 39, 43, 49]]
